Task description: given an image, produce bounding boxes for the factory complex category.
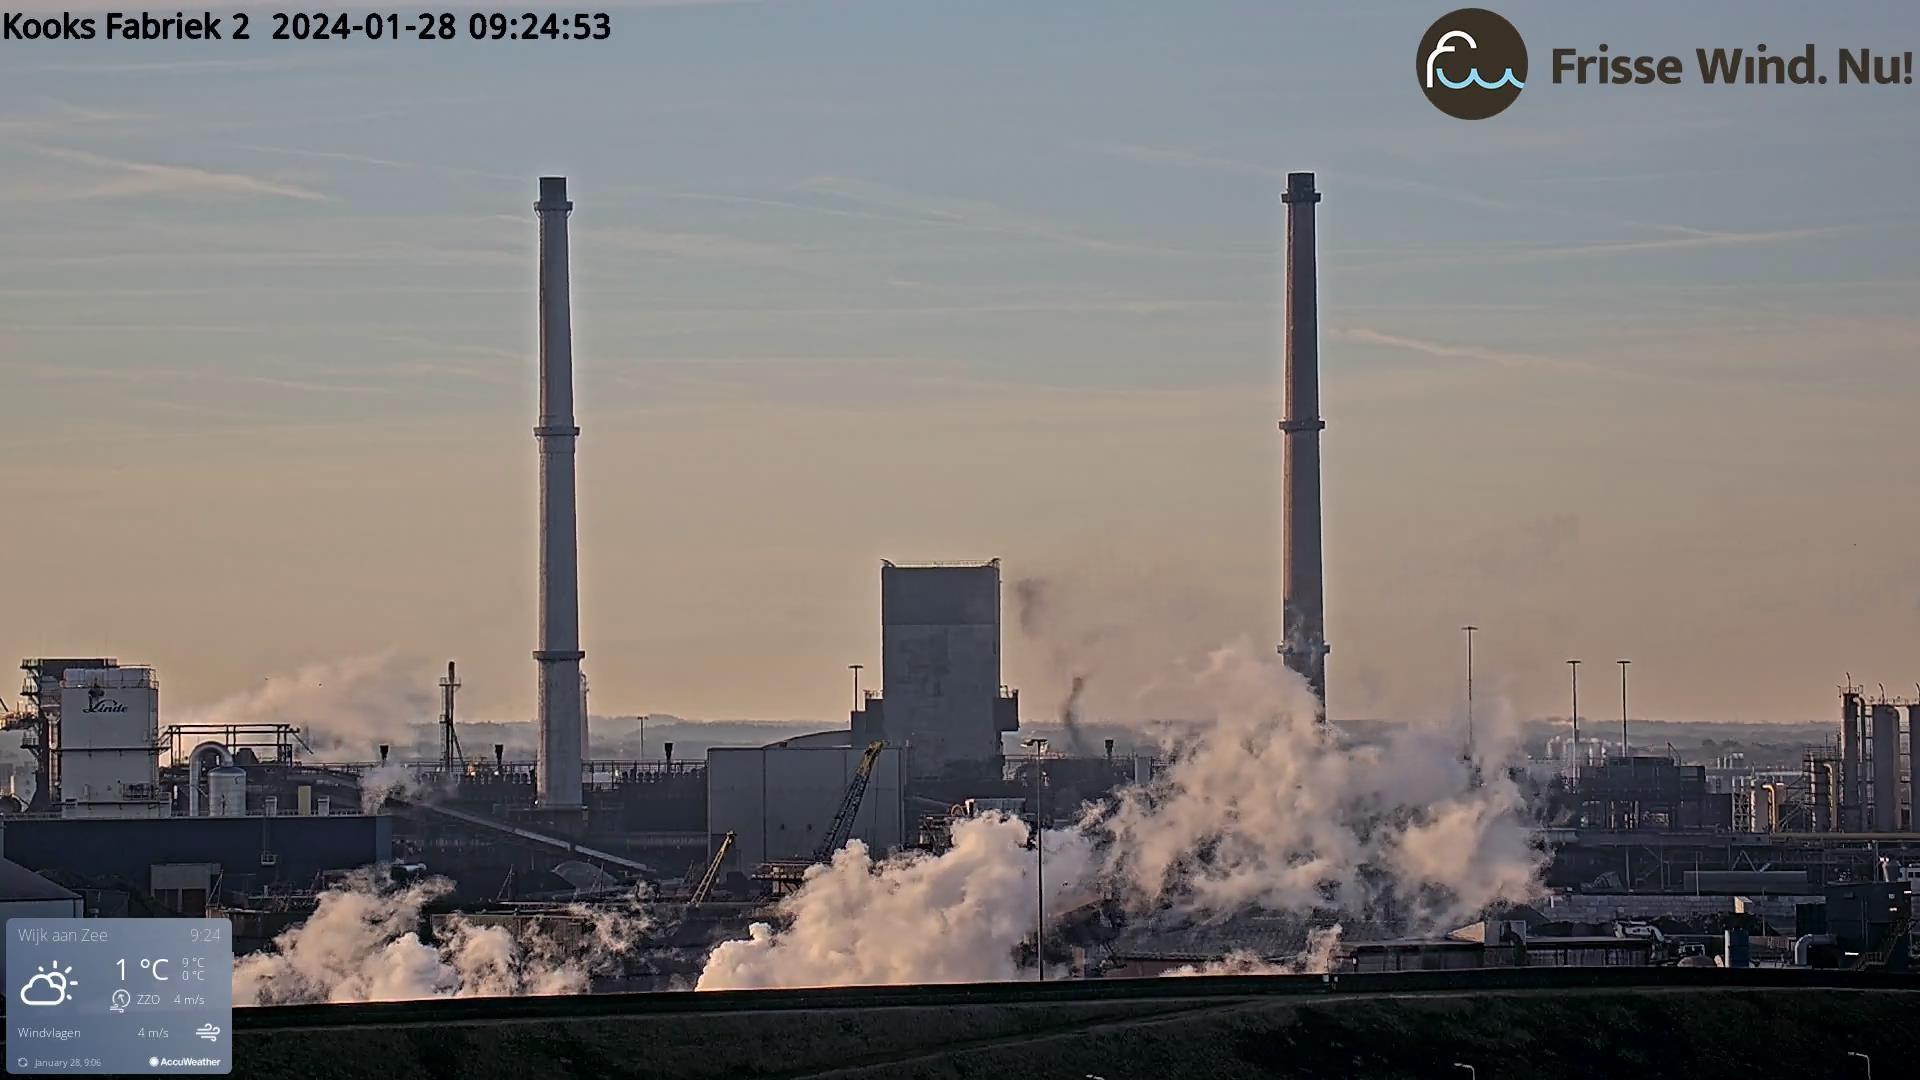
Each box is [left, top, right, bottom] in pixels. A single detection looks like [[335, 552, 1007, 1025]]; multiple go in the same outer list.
[[0, 174, 1913, 990]]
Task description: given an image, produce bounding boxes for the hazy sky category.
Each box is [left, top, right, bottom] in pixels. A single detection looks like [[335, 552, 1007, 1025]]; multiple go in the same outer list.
[[2, 0, 1916, 736]]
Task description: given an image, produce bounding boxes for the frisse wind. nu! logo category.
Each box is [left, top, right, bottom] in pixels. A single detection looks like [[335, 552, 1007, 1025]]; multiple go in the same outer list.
[[1418, 8, 1528, 119]]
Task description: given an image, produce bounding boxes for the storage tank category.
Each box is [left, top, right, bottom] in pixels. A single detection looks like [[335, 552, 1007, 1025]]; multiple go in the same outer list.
[[207, 766, 247, 817], [1872, 703, 1902, 831], [1841, 692, 1863, 830], [1807, 757, 1834, 832]]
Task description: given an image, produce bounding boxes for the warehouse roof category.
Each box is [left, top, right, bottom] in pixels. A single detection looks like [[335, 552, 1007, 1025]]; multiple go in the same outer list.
[[0, 856, 80, 902]]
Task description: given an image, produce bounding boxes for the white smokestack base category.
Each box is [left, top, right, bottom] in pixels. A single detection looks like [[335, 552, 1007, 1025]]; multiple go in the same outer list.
[[534, 175, 585, 808]]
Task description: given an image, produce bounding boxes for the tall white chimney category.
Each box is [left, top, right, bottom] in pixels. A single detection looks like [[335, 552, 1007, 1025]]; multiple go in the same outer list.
[[1278, 171, 1329, 711], [534, 176, 585, 808]]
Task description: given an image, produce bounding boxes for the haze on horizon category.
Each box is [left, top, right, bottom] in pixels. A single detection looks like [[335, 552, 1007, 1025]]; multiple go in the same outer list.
[[2, 0, 1916, 734]]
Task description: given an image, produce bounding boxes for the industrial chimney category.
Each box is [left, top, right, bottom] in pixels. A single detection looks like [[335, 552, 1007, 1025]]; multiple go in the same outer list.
[[534, 176, 585, 808], [1278, 172, 1329, 710]]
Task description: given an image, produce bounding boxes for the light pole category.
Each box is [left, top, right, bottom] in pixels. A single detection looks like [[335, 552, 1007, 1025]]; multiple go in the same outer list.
[[1617, 659, 1631, 758], [1454, 1064, 1477, 1080], [1567, 659, 1582, 787], [1024, 736, 1049, 981], [1462, 625, 1478, 759], [1847, 1051, 1871, 1079]]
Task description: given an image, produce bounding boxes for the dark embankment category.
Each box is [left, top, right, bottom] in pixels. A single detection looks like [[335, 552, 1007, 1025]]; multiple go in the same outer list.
[[231, 969, 1920, 1079]]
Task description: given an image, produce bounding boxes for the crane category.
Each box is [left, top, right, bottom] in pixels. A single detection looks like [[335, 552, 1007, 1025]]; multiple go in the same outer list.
[[687, 830, 736, 909], [754, 741, 886, 892], [813, 740, 886, 862]]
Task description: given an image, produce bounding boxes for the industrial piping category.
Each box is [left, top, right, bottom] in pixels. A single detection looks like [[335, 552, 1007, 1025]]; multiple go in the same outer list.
[[533, 176, 586, 809], [1278, 171, 1329, 710]]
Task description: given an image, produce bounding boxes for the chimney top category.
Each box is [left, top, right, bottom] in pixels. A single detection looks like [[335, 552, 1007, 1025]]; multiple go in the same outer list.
[[536, 176, 572, 211]]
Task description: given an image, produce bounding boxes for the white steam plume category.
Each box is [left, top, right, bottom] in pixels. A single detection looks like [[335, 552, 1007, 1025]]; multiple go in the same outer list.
[[233, 870, 649, 1004], [697, 815, 1095, 990], [1096, 640, 1540, 930], [178, 653, 437, 760], [696, 642, 1542, 989], [358, 762, 421, 812]]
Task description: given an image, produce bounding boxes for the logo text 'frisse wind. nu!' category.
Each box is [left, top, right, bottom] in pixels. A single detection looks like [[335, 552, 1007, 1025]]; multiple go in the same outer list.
[[1552, 45, 1913, 86], [1418, 10, 1915, 118], [1418, 9, 1528, 119]]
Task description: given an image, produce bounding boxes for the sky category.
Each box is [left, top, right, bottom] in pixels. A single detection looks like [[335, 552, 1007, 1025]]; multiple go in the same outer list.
[[1, 0, 1916, 738]]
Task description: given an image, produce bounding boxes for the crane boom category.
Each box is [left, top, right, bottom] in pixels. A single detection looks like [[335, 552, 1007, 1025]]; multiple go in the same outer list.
[[753, 741, 888, 893], [688, 830, 735, 908], [814, 741, 886, 862]]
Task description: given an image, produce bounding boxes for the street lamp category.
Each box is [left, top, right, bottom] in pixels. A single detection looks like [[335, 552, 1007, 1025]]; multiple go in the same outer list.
[[1461, 625, 1478, 760], [1454, 1064, 1477, 1080], [1847, 1051, 1871, 1079], [1567, 659, 1582, 786], [1617, 659, 1631, 758], [1023, 736, 1049, 981]]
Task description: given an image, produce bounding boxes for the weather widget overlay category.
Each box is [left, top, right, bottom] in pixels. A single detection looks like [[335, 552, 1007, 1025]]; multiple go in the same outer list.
[[6, 920, 232, 1075]]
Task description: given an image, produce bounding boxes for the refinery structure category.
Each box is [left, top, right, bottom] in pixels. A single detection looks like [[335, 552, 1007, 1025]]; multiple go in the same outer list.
[[0, 174, 1914, 989]]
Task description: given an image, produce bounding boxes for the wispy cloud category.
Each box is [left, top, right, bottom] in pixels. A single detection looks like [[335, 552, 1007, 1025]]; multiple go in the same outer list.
[[1332, 327, 1554, 370], [1505, 226, 1847, 262], [1084, 140, 1767, 244], [31, 146, 330, 202], [19, 53, 370, 75], [596, 227, 809, 270], [241, 145, 411, 170], [795, 174, 1258, 260], [0, 100, 141, 141]]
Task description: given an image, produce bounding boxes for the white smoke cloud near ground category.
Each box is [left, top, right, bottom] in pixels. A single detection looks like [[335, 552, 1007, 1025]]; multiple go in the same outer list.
[[696, 641, 1543, 990], [698, 815, 1096, 990], [233, 870, 649, 1004]]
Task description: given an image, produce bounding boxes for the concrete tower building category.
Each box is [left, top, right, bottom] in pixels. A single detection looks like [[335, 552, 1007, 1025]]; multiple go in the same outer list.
[[1279, 171, 1330, 708], [864, 560, 1019, 781], [533, 176, 585, 808]]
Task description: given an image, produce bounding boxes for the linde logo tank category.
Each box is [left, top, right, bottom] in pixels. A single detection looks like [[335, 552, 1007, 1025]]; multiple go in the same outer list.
[[82, 697, 127, 713]]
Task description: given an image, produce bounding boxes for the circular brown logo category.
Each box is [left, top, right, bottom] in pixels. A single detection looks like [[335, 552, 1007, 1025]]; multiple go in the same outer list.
[[1417, 8, 1527, 119]]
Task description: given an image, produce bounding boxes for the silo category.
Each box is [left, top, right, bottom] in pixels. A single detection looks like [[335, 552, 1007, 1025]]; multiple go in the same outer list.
[[1910, 704, 1920, 833], [1806, 756, 1834, 832], [1840, 693, 1863, 830], [207, 766, 247, 818], [1872, 703, 1901, 831]]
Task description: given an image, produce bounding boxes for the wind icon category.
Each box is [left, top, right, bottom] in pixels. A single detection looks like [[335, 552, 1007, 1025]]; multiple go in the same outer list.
[[1424, 29, 1526, 89]]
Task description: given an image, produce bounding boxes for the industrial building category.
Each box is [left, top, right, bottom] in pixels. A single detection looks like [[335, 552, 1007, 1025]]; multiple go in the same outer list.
[[4, 657, 117, 810], [707, 735, 907, 870], [3, 166, 1914, 1000], [55, 665, 166, 818], [851, 560, 1020, 783]]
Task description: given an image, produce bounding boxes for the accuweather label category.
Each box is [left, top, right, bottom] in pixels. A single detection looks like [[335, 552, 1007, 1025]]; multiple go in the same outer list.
[[6, 919, 232, 1075]]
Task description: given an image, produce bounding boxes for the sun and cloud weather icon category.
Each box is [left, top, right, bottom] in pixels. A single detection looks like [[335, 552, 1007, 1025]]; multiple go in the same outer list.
[[19, 962, 77, 1007]]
